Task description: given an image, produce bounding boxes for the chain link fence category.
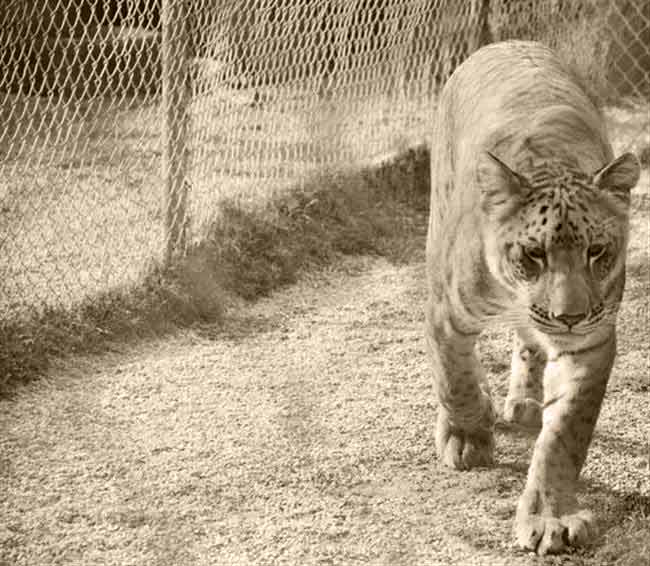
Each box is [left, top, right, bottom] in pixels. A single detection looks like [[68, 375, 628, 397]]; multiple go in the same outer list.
[[0, 0, 648, 321]]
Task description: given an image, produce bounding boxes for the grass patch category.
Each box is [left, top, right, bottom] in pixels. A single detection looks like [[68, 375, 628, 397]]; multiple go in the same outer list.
[[594, 504, 650, 566], [0, 147, 430, 396], [204, 149, 429, 300]]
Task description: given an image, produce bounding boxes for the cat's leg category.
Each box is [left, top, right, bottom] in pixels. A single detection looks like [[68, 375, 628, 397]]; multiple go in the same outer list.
[[504, 329, 545, 429], [425, 298, 495, 470], [514, 332, 615, 555]]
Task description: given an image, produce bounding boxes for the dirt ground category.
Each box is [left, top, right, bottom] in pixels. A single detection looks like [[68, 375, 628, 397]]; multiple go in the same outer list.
[[1, 164, 649, 565]]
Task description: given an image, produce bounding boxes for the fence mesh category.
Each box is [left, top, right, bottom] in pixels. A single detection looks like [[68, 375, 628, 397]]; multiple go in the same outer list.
[[0, 0, 648, 320]]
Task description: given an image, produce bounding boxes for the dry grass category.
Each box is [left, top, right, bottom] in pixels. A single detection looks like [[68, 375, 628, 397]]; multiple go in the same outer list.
[[0, 148, 429, 395]]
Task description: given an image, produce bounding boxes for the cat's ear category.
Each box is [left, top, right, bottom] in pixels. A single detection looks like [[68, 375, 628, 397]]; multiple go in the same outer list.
[[478, 151, 528, 219], [592, 152, 640, 204]]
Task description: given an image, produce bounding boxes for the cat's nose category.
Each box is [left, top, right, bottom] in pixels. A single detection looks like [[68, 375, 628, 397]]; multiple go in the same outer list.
[[553, 312, 586, 328]]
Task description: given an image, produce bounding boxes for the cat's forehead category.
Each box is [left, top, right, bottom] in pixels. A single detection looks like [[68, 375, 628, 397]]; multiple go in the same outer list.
[[513, 183, 609, 246]]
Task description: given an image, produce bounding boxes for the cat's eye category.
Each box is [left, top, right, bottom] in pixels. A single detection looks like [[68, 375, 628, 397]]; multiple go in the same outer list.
[[588, 243, 606, 261], [524, 245, 546, 262]]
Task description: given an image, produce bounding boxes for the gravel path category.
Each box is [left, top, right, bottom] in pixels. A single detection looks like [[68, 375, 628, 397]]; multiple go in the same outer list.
[[1, 240, 648, 565]]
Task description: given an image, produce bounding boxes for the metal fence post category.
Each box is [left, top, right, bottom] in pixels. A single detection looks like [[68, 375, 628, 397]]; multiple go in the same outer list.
[[162, 0, 190, 267]]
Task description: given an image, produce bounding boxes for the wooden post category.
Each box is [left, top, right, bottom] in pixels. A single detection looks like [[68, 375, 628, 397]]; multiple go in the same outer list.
[[162, 0, 190, 267], [471, 0, 493, 54]]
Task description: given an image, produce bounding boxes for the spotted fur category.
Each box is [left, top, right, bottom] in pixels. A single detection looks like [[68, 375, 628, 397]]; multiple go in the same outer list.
[[425, 40, 640, 555]]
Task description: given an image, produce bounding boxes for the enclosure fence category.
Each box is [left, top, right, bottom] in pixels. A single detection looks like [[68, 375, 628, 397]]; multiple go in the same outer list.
[[0, 0, 648, 320]]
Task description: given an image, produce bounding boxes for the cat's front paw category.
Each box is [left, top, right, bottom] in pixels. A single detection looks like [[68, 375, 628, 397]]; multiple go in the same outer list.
[[515, 500, 595, 554], [435, 408, 495, 470]]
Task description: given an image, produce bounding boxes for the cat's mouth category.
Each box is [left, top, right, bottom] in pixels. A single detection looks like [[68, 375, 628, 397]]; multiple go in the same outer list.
[[531, 319, 595, 337]]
